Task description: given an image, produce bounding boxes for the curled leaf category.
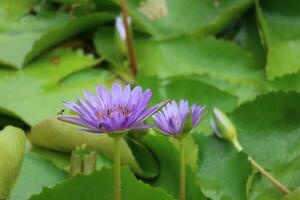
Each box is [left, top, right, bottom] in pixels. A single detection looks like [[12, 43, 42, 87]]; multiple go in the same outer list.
[[28, 117, 143, 175], [0, 126, 26, 199]]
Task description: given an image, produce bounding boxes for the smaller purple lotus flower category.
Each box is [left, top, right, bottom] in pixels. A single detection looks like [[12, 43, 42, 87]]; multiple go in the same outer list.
[[153, 100, 206, 136], [58, 82, 165, 134]]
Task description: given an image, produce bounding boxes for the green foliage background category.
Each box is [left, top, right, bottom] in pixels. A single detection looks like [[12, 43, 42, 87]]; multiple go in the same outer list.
[[0, 0, 300, 199]]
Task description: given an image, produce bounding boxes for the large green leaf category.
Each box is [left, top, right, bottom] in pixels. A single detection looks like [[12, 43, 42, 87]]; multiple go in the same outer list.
[[255, 0, 300, 79], [141, 133, 207, 200], [95, 27, 266, 97], [0, 48, 105, 125], [29, 167, 175, 200], [9, 154, 68, 200], [0, 12, 113, 68], [230, 92, 300, 199], [194, 133, 252, 200], [28, 117, 143, 176], [95, 28, 257, 81], [112, 0, 253, 40], [0, 126, 26, 199]]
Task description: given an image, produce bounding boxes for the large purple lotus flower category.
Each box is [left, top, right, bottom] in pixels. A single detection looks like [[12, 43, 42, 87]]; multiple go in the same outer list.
[[153, 100, 206, 136], [58, 82, 165, 134]]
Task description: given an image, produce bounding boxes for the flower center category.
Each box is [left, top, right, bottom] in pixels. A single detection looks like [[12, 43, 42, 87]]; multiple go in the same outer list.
[[96, 105, 132, 120]]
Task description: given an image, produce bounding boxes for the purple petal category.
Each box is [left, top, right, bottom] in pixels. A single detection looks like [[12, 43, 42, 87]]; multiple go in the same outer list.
[[122, 84, 131, 105], [128, 86, 142, 108], [77, 97, 97, 120], [111, 82, 123, 105], [84, 91, 99, 110], [131, 100, 167, 127], [192, 104, 206, 128], [58, 116, 95, 128], [96, 85, 111, 108], [79, 128, 104, 134], [168, 118, 179, 134]]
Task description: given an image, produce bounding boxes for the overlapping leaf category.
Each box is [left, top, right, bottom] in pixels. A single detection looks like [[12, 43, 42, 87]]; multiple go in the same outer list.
[[255, 0, 300, 79], [0, 12, 113, 68], [0, 48, 108, 125]]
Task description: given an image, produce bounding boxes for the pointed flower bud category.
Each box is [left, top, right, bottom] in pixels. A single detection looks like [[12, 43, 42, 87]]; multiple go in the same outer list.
[[115, 15, 131, 55], [210, 107, 243, 151]]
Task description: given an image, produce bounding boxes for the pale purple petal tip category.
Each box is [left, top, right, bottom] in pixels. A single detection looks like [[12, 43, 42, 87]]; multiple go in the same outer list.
[[210, 118, 222, 138]]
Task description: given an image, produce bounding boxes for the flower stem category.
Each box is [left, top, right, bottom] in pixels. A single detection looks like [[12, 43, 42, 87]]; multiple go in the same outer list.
[[113, 135, 122, 200], [232, 139, 290, 194], [120, 0, 138, 77], [248, 157, 290, 194], [179, 138, 186, 200]]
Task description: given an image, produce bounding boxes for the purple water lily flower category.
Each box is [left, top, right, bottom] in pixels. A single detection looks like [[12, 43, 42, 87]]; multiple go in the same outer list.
[[58, 82, 165, 134], [153, 100, 206, 136]]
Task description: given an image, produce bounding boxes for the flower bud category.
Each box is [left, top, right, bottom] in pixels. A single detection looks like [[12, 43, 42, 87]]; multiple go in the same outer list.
[[210, 107, 238, 143], [115, 16, 131, 55]]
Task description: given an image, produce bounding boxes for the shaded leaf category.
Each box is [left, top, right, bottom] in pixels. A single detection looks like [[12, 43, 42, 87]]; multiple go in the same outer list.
[[126, 137, 159, 179], [142, 133, 207, 200], [255, 0, 300, 79]]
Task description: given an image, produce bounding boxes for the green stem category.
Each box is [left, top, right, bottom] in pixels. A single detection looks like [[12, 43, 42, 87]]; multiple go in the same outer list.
[[113, 136, 122, 200], [232, 139, 243, 152], [249, 157, 290, 194], [179, 138, 186, 200], [232, 139, 290, 194]]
